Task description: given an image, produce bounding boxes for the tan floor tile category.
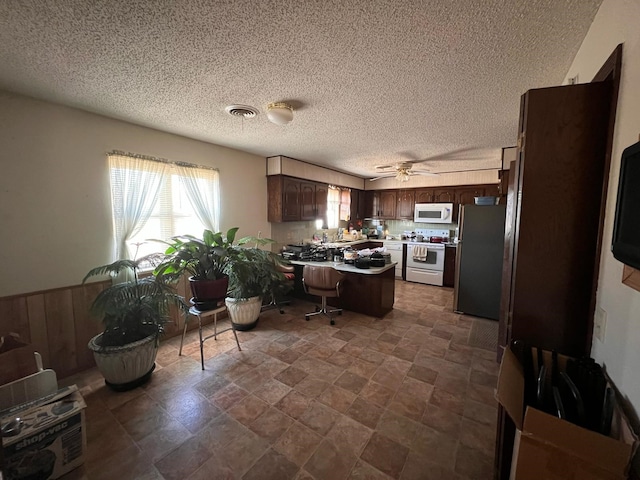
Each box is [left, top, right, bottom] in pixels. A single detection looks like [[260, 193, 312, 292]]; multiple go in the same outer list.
[[254, 378, 293, 404], [275, 390, 313, 419], [243, 448, 300, 480], [318, 384, 357, 413], [274, 422, 323, 466], [227, 393, 270, 426], [60, 282, 501, 480], [360, 432, 410, 479], [359, 381, 395, 407], [299, 399, 341, 435], [346, 397, 384, 429], [294, 375, 330, 398], [250, 407, 294, 443], [305, 439, 357, 480]]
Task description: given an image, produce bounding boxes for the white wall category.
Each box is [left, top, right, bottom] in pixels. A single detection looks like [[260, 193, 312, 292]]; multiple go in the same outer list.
[[564, 0, 640, 414], [0, 91, 269, 297]]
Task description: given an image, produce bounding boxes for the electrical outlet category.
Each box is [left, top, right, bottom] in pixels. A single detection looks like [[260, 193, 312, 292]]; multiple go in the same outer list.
[[594, 306, 607, 343]]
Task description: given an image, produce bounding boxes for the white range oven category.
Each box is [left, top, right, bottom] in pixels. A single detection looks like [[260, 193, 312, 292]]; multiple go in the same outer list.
[[404, 228, 448, 286]]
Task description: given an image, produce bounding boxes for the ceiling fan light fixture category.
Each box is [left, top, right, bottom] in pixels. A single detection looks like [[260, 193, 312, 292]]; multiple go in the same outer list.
[[266, 102, 294, 125], [396, 170, 410, 182]]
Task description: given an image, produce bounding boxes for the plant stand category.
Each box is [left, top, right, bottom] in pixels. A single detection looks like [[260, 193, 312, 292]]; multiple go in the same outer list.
[[180, 305, 241, 370]]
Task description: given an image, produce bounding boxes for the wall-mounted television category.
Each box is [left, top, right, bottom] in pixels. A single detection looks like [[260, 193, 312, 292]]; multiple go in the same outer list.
[[612, 140, 640, 269]]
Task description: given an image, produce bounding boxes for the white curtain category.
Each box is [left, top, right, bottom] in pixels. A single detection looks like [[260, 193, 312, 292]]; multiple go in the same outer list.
[[175, 164, 220, 233], [109, 154, 167, 260], [340, 188, 351, 221], [327, 186, 341, 228]]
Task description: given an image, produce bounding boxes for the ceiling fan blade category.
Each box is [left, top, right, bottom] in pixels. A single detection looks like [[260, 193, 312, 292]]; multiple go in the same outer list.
[[369, 174, 396, 181], [413, 171, 440, 177]]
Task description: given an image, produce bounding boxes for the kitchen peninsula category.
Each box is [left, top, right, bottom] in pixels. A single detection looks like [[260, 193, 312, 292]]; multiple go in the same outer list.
[[289, 259, 396, 318]]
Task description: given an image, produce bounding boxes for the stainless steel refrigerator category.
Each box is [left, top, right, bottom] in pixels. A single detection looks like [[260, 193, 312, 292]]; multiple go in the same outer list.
[[453, 204, 506, 320]]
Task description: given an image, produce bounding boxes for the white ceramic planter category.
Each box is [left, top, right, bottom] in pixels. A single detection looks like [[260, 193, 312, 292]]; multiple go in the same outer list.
[[88, 333, 158, 387], [225, 296, 262, 331]]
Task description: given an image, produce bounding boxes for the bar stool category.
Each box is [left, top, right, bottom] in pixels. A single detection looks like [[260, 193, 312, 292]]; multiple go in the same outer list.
[[179, 305, 241, 370]]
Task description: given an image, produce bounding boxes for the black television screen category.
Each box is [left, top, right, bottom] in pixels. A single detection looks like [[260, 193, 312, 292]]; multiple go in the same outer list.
[[612, 140, 640, 269]]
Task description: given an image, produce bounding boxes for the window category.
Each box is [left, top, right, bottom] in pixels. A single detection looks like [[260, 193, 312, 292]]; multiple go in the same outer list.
[[327, 185, 351, 229], [108, 152, 219, 260]]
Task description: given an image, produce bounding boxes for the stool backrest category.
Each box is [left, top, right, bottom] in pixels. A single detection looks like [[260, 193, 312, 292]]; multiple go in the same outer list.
[[302, 265, 345, 290]]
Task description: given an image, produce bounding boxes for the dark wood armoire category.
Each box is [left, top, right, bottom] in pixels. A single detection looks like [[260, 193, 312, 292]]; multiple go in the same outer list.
[[494, 45, 622, 479]]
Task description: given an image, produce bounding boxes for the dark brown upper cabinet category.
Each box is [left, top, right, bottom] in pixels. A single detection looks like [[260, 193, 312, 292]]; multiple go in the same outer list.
[[414, 188, 434, 204], [268, 175, 328, 222], [396, 189, 415, 219]]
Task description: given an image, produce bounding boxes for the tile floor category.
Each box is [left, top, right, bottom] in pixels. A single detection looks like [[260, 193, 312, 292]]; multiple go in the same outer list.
[[60, 280, 499, 480]]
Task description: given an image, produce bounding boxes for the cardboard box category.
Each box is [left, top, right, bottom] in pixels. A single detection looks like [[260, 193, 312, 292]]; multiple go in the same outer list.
[[496, 347, 639, 480], [1, 385, 86, 480]]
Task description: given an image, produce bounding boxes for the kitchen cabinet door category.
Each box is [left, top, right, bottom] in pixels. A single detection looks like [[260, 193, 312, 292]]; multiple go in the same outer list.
[[378, 190, 397, 219], [443, 245, 457, 287], [415, 188, 434, 203], [501, 82, 612, 358], [456, 186, 487, 206], [315, 183, 328, 222], [350, 189, 366, 221], [396, 189, 415, 219], [364, 190, 378, 218], [485, 184, 500, 197], [282, 177, 301, 221], [432, 188, 456, 203], [300, 181, 317, 220]]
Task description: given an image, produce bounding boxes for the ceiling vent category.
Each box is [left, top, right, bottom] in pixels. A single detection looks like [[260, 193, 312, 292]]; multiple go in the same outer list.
[[225, 105, 259, 118]]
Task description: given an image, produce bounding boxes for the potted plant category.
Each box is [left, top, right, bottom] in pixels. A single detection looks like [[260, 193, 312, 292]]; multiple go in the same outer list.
[[154, 228, 239, 310], [83, 253, 189, 390], [225, 239, 292, 330]]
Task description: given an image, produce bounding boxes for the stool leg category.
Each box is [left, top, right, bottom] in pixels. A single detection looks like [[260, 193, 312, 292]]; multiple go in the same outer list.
[[231, 324, 242, 352], [213, 311, 218, 340], [198, 314, 205, 370], [179, 315, 189, 356]]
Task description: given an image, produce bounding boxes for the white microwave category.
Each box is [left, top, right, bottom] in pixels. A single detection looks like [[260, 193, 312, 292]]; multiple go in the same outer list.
[[414, 203, 453, 223]]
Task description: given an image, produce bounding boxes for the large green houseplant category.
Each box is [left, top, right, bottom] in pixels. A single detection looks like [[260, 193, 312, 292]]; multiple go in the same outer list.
[[224, 238, 292, 330], [83, 253, 188, 390], [154, 227, 239, 309]]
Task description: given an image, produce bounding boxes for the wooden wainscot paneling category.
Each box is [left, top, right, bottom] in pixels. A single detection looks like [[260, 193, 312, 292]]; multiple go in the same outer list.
[[0, 280, 110, 379], [0, 274, 221, 380], [44, 289, 77, 375], [0, 296, 31, 343], [71, 282, 105, 371]]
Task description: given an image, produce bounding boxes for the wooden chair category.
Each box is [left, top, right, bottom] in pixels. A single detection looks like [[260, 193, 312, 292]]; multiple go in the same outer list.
[[302, 265, 345, 325]]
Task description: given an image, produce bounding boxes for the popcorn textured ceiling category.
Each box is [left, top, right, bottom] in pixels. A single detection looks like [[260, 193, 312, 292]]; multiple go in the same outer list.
[[0, 0, 602, 178]]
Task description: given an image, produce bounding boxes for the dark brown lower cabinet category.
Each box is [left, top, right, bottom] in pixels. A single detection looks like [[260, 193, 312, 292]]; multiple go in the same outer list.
[[443, 245, 457, 287]]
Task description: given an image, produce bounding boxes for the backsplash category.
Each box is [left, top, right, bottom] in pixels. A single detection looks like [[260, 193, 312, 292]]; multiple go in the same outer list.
[[369, 219, 458, 239], [270, 221, 344, 252], [271, 218, 458, 251]]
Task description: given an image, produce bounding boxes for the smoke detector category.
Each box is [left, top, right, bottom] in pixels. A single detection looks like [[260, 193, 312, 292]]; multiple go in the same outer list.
[[225, 105, 259, 119]]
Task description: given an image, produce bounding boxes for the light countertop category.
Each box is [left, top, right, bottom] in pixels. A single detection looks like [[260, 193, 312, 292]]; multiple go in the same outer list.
[[290, 260, 396, 275]]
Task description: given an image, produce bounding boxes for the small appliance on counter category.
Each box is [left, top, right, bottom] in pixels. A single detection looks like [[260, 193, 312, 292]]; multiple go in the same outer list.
[[355, 256, 371, 269], [282, 244, 310, 260], [370, 253, 386, 267], [343, 248, 358, 264]]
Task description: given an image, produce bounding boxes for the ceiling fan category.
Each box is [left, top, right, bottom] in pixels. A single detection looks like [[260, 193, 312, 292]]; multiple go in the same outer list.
[[368, 147, 504, 182], [369, 162, 439, 182]]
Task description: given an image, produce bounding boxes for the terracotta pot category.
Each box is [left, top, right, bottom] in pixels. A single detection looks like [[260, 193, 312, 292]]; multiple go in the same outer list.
[[189, 276, 229, 309]]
